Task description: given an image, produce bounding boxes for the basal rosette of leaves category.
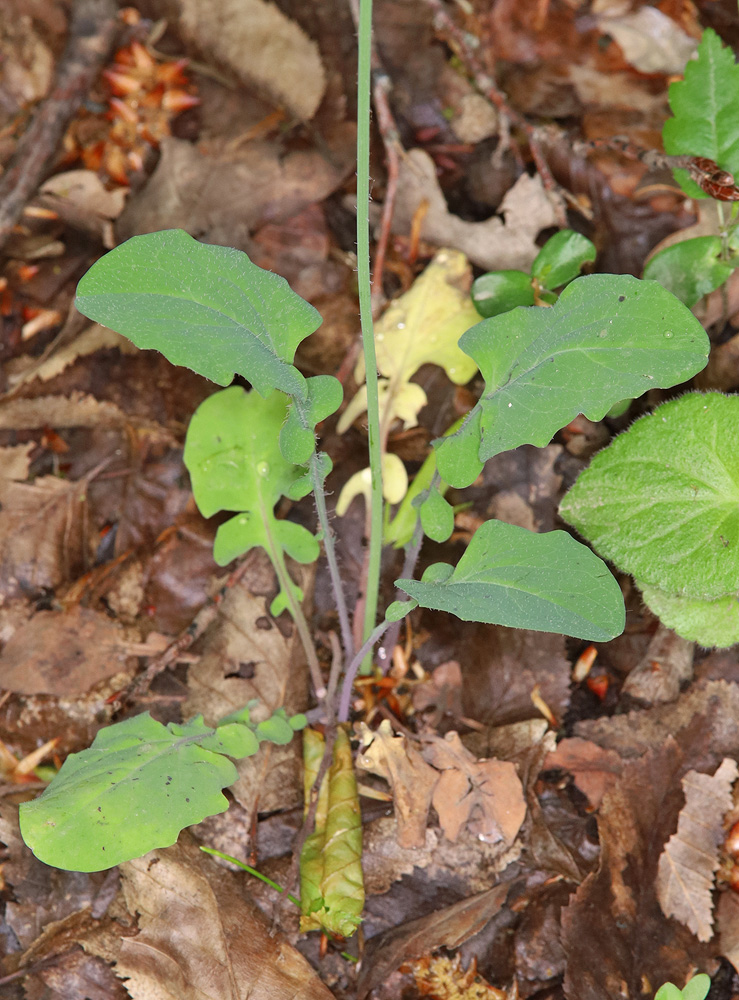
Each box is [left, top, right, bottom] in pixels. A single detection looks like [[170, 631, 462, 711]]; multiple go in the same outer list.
[[559, 392, 739, 647]]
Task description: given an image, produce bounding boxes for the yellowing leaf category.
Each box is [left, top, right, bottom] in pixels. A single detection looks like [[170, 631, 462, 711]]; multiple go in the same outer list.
[[300, 725, 364, 938], [656, 757, 738, 941], [335, 454, 408, 515], [340, 249, 480, 444]]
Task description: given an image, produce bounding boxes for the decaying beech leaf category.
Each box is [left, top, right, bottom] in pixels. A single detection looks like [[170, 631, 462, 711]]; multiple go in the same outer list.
[[300, 725, 364, 937], [657, 757, 738, 941], [111, 839, 334, 1000]]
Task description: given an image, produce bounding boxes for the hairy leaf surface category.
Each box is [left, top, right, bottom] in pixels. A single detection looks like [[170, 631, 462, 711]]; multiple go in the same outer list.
[[560, 392, 739, 601], [436, 275, 709, 488], [396, 520, 625, 640]]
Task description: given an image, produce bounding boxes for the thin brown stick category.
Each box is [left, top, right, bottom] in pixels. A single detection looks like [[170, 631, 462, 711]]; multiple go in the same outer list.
[[0, 0, 119, 253], [422, 0, 567, 226]]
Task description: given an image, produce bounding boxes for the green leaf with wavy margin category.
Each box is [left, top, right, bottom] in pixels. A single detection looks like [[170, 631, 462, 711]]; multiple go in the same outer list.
[[184, 386, 318, 614], [643, 237, 733, 307], [19, 707, 305, 872], [397, 519, 624, 640], [560, 392, 739, 602], [663, 29, 739, 198], [435, 274, 709, 488], [75, 229, 321, 396], [639, 583, 739, 648]]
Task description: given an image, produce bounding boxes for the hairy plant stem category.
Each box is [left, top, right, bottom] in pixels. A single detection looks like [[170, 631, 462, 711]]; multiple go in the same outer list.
[[356, 0, 384, 675], [309, 450, 355, 664], [261, 499, 326, 700], [339, 616, 396, 722]]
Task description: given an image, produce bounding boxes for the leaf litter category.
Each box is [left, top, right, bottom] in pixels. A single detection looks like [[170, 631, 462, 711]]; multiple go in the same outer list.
[[3, 0, 739, 998]]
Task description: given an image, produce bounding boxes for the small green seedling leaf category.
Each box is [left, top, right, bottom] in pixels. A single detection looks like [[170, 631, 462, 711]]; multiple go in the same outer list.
[[655, 986, 687, 1000], [396, 519, 625, 641], [531, 229, 596, 290], [184, 385, 317, 612], [639, 583, 739, 648], [19, 710, 290, 872], [300, 726, 364, 938], [643, 237, 733, 307], [75, 229, 320, 396], [385, 599, 418, 622], [436, 274, 710, 488], [280, 375, 343, 465], [420, 487, 455, 543], [681, 974, 711, 1000], [560, 392, 739, 602], [663, 28, 739, 197], [471, 270, 534, 318]]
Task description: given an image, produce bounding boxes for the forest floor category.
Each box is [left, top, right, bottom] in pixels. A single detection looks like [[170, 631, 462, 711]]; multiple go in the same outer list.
[[2, 0, 739, 998]]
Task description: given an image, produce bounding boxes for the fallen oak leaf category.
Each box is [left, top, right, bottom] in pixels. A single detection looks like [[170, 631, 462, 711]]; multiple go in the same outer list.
[[657, 757, 738, 941]]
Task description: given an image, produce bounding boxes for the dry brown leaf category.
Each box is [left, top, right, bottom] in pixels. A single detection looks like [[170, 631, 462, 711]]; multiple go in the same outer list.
[[391, 149, 560, 271], [544, 737, 624, 810], [0, 442, 34, 480], [153, 0, 325, 120], [0, 607, 135, 696], [0, 391, 131, 429], [595, 8, 696, 74], [116, 130, 354, 247], [423, 732, 526, 846], [357, 883, 510, 999], [621, 624, 694, 705], [717, 888, 739, 973], [657, 758, 738, 941], [357, 720, 439, 849], [0, 475, 89, 598], [110, 839, 334, 1000], [182, 553, 310, 826]]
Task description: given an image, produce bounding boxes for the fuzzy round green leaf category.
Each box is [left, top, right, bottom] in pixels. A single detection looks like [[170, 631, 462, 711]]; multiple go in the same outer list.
[[471, 270, 534, 318], [280, 375, 343, 465], [75, 229, 320, 395], [436, 274, 709, 488], [655, 985, 686, 1000], [640, 583, 739, 648], [663, 29, 739, 198], [644, 237, 732, 307], [19, 713, 243, 872], [560, 392, 739, 601], [396, 519, 625, 640], [682, 974, 711, 1000], [531, 230, 596, 290]]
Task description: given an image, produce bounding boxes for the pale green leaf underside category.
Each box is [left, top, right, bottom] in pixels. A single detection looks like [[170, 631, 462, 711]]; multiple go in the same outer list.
[[435, 274, 709, 488], [663, 28, 739, 198], [643, 237, 732, 308], [560, 392, 739, 601], [396, 520, 625, 641], [640, 583, 739, 648], [75, 229, 320, 394]]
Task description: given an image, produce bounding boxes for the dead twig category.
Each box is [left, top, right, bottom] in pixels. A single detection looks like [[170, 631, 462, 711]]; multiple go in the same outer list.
[[0, 0, 120, 253], [422, 0, 567, 226]]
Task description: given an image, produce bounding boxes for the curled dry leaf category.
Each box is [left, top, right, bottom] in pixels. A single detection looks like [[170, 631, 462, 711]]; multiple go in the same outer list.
[[357, 720, 439, 849], [544, 737, 624, 810], [621, 624, 695, 705], [422, 732, 526, 846], [657, 757, 738, 941], [390, 149, 560, 272], [107, 839, 334, 1000]]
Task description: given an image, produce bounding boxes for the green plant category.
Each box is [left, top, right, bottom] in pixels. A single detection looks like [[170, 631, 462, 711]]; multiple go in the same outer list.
[[560, 391, 739, 647], [470, 229, 596, 317], [643, 29, 739, 307], [655, 973, 711, 1000], [17, 0, 711, 927]]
